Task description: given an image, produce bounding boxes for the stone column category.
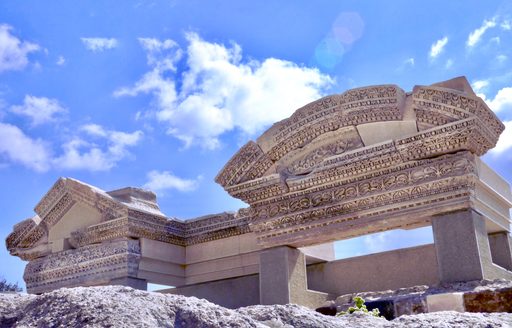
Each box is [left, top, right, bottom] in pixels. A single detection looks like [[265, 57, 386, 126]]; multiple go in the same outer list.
[[432, 209, 493, 282], [259, 246, 307, 305], [109, 277, 148, 290], [488, 232, 512, 271]]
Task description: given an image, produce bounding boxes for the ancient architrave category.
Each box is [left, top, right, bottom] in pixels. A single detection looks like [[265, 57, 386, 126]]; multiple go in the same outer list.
[[6, 76, 512, 309]]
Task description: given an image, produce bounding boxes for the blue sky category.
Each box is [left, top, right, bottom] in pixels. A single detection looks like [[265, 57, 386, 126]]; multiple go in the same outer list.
[[1, 0, 512, 288]]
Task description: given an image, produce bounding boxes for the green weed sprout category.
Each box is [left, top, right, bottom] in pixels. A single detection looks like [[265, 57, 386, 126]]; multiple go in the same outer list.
[[336, 296, 381, 317]]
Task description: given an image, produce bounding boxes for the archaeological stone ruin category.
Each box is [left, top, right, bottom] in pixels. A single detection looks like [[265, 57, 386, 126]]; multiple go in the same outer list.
[[6, 76, 512, 309]]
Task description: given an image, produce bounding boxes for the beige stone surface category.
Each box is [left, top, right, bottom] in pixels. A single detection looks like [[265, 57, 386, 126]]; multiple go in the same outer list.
[[185, 234, 261, 264], [476, 157, 512, 202], [300, 242, 335, 263], [259, 246, 329, 308], [431, 209, 512, 283], [426, 293, 465, 313], [488, 232, 512, 270], [356, 120, 418, 146], [185, 252, 259, 276], [5, 76, 512, 309], [307, 244, 439, 295], [140, 238, 185, 263], [185, 265, 260, 285], [164, 275, 261, 309], [48, 202, 101, 243]]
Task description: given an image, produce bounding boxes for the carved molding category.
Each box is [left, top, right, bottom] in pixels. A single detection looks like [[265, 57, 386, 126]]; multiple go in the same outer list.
[[24, 239, 141, 294], [6, 77, 511, 294]]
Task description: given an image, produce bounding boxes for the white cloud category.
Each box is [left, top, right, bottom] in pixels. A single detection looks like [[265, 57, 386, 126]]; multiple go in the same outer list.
[[54, 139, 112, 171], [143, 170, 201, 193], [0, 24, 40, 73], [138, 37, 182, 70], [81, 123, 108, 137], [501, 20, 511, 31], [363, 232, 390, 254], [395, 57, 415, 72], [81, 38, 118, 52], [497, 54, 508, 63], [56, 56, 66, 66], [115, 33, 333, 149], [429, 36, 448, 59], [54, 125, 143, 171], [466, 18, 496, 48], [445, 59, 453, 69], [480, 87, 512, 113], [0, 122, 51, 171], [490, 120, 512, 155], [471, 80, 489, 93], [10, 95, 67, 126], [1, 97, 141, 172]]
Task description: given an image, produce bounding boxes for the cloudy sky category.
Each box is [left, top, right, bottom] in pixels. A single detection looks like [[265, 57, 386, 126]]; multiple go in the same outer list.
[[1, 0, 512, 288]]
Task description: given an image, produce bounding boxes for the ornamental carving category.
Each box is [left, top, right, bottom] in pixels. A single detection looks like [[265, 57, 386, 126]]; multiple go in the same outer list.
[[5, 76, 511, 294], [216, 76, 506, 247]]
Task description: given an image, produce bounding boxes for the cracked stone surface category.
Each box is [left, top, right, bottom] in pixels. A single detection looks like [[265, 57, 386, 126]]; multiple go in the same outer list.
[[1, 286, 512, 327]]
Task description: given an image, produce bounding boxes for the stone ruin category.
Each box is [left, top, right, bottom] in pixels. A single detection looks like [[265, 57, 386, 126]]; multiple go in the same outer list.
[[6, 76, 512, 309]]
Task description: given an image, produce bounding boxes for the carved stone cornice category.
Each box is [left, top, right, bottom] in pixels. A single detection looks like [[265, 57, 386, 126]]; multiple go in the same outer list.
[[24, 239, 141, 294], [70, 211, 252, 247], [6, 77, 511, 297], [216, 85, 407, 188], [412, 85, 504, 139], [216, 77, 508, 248], [34, 178, 128, 230], [249, 152, 478, 247], [6, 217, 48, 260]]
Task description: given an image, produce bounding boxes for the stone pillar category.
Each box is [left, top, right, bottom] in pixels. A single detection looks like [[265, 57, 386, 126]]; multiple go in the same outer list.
[[432, 209, 493, 282], [109, 277, 148, 290], [488, 232, 512, 271], [259, 246, 307, 305]]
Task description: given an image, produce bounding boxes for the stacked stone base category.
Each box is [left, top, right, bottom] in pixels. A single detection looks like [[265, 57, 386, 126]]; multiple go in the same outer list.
[[326, 279, 512, 319]]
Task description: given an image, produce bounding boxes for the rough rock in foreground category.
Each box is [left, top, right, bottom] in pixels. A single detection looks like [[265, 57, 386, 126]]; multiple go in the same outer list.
[[1, 286, 511, 327]]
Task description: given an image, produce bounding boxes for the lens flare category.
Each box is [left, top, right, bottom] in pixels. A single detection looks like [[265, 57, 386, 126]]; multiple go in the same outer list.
[[314, 36, 345, 69], [332, 12, 365, 45], [314, 12, 365, 69]]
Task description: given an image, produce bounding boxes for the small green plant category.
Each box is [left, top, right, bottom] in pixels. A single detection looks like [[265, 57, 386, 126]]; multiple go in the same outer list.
[[336, 296, 381, 317]]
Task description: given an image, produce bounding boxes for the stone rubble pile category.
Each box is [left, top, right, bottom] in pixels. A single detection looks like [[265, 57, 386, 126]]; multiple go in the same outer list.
[[1, 286, 512, 328], [330, 279, 512, 319]]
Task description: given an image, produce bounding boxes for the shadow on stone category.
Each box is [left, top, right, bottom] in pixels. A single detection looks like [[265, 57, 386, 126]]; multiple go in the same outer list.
[[365, 299, 395, 320], [315, 305, 337, 316]]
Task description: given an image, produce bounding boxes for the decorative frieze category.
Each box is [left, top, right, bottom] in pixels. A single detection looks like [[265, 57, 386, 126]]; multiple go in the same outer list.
[[34, 179, 67, 219], [24, 239, 141, 294], [70, 211, 253, 248], [216, 85, 407, 190], [6, 76, 511, 295], [216, 77, 507, 248], [412, 86, 504, 139], [215, 141, 270, 187], [250, 152, 476, 222], [6, 218, 36, 251]]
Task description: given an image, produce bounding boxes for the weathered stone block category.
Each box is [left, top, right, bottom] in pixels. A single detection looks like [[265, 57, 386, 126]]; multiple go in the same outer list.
[[463, 287, 512, 312], [394, 296, 427, 317], [432, 210, 492, 282], [426, 293, 465, 313]]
